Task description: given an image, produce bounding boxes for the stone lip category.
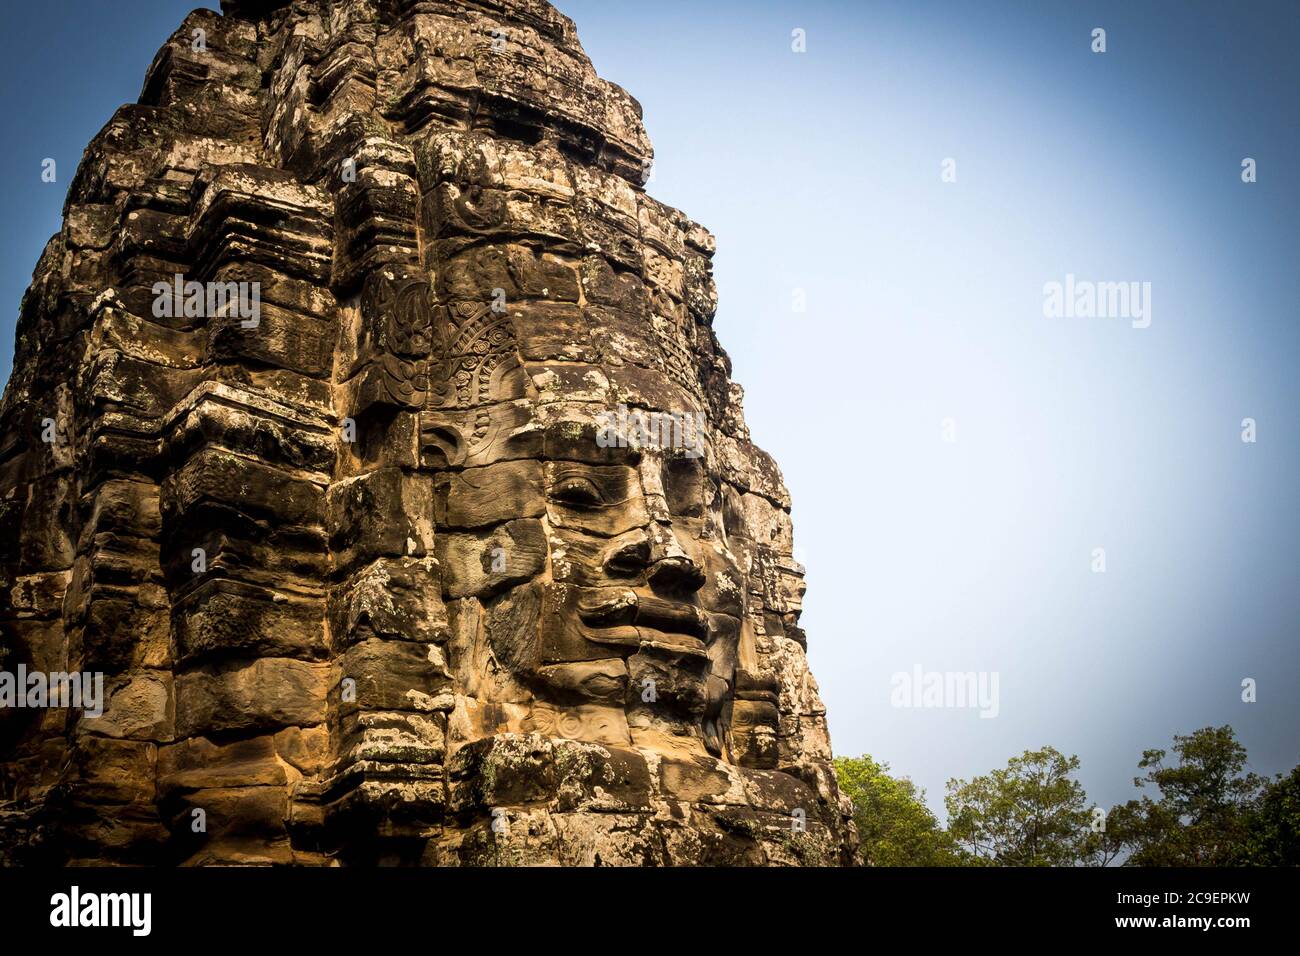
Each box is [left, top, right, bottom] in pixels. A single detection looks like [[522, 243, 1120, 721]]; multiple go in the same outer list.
[[0, 0, 857, 866]]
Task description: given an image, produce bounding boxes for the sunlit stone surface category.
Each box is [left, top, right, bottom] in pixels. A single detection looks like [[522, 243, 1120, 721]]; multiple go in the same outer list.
[[0, 0, 856, 866]]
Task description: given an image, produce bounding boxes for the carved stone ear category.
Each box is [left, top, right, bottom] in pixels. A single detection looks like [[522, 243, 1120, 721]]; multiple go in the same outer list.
[[703, 674, 731, 758], [419, 417, 464, 469]]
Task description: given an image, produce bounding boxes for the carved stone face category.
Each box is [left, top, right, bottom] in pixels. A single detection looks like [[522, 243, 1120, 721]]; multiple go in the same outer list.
[[428, 394, 749, 759], [388, 126, 775, 764], [532, 434, 745, 757], [0, 0, 852, 867]]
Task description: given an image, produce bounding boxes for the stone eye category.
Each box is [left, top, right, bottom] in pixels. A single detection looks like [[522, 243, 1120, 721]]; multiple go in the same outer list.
[[552, 476, 603, 507]]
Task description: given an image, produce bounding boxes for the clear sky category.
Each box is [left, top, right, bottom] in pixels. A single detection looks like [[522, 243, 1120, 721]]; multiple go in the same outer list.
[[2, 0, 1296, 821]]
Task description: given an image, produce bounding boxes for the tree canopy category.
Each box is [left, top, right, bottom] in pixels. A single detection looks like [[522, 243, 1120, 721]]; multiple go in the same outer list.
[[834, 755, 965, 866], [834, 726, 1296, 867]]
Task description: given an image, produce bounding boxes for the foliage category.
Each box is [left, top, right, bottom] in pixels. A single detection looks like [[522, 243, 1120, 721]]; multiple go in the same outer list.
[[835, 755, 966, 866], [1110, 726, 1264, 866], [835, 726, 1296, 867], [944, 747, 1099, 866], [1237, 765, 1300, 866]]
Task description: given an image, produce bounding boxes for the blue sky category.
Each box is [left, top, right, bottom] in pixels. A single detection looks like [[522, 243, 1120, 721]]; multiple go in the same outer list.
[[2, 0, 1297, 820]]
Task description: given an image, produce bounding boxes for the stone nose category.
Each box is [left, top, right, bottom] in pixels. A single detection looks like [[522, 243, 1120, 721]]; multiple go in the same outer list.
[[602, 527, 704, 595], [647, 554, 705, 596], [601, 530, 650, 577], [643, 519, 703, 594]]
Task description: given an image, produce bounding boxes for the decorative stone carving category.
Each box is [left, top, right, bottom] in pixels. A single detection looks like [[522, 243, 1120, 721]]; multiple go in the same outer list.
[[0, 0, 856, 866]]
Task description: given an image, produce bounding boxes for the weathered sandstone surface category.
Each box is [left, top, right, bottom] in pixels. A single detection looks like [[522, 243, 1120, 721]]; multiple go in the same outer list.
[[0, 0, 855, 866]]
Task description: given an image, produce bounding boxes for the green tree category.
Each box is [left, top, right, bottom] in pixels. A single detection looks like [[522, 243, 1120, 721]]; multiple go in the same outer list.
[[835, 755, 964, 866], [1237, 765, 1300, 866], [945, 747, 1101, 866], [1112, 725, 1264, 866]]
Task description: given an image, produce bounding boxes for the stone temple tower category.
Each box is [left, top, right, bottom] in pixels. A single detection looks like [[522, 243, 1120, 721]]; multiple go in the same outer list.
[[0, 0, 856, 865]]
